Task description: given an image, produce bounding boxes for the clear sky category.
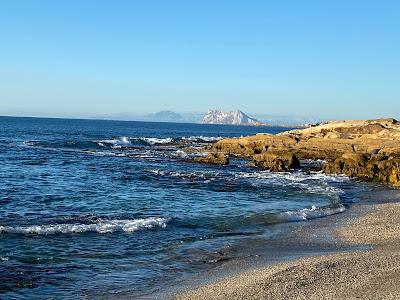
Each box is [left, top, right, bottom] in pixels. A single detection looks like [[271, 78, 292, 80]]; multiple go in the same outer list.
[[0, 0, 399, 119]]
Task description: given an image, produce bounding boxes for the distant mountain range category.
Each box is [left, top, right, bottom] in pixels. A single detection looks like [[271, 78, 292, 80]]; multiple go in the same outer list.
[[202, 110, 263, 126], [144, 111, 184, 122], [95, 110, 324, 126]]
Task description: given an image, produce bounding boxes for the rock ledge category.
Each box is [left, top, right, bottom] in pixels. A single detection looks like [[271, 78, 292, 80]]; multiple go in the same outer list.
[[197, 118, 400, 187]]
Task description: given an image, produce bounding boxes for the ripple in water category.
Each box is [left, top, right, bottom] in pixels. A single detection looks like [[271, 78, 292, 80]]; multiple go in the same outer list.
[[0, 117, 373, 298]]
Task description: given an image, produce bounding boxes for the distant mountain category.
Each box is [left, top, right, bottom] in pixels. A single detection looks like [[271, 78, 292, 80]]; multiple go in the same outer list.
[[93, 110, 321, 126], [145, 111, 184, 122], [251, 114, 327, 127], [202, 110, 263, 126]]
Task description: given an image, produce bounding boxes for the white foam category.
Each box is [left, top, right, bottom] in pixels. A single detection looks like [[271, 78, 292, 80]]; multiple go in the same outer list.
[[98, 137, 131, 147], [0, 217, 168, 235], [237, 170, 347, 185], [148, 169, 165, 175], [194, 151, 209, 158], [235, 170, 347, 198], [147, 169, 218, 181], [23, 140, 36, 146], [171, 150, 189, 158], [301, 159, 326, 165], [181, 136, 223, 142], [236, 170, 348, 183], [98, 136, 174, 147], [84, 150, 121, 157], [281, 205, 346, 222], [142, 137, 173, 145]]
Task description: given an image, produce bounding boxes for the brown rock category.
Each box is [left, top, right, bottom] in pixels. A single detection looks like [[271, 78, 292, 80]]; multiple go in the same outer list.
[[194, 153, 229, 165], [341, 153, 369, 163], [191, 118, 400, 187], [252, 152, 300, 172]]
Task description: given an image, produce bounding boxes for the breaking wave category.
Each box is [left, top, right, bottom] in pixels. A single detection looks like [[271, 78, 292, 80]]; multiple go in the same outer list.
[[181, 136, 222, 142], [236, 170, 347, 196], [146, 169, 348, 197], [170, 150, 190, 158], [280, 205, 346, 222], [147, 169, 219, 182], [98, 137, 132, 147], [97, 136, 174, 148], [236, 170, 349, 183], [25, 135, 222, 155], [97, 135, 221, 147], [142, 137, 174, 145], [0, 217, 168, 235]]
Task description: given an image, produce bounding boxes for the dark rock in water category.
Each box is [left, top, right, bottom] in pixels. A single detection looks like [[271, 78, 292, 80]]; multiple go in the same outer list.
[[194, 153, 229, 165]]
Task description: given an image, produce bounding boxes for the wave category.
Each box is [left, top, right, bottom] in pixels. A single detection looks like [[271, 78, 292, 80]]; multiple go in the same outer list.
[[170, 150, 190, 158], [24, 140, 103, 151], [97, 136, 174, 148], [25, 135, 221, 153], [236, 170, 348, 183], [181, 136, 223, 143], [147, 169, 219, 182], [142, 137, 173, 145], [0, 217, 168, 235], [146, 169, 346, 197], [280, 205, 346, 222], [80, 149, 130, 157], [236, 170, 347, 196], [98, 137, 132, 147], [97, 135, 222, 148]]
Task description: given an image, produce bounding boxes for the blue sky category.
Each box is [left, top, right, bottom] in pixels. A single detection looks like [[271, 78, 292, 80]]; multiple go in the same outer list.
[[0, 0, 399, 119]]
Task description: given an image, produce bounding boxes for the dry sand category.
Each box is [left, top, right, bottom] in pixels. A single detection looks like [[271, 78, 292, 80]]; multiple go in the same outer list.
[[175, 201, 400, 300]]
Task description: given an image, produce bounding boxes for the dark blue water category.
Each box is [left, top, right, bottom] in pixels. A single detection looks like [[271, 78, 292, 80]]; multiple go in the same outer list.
[[0, 116, 368, 298]]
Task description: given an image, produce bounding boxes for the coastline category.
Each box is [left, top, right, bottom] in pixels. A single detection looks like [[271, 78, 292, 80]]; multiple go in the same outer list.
[[174, 188, 400, 300]]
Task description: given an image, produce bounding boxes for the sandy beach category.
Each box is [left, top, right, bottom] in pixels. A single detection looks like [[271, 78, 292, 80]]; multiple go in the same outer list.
[[175, 192, 400, 300]]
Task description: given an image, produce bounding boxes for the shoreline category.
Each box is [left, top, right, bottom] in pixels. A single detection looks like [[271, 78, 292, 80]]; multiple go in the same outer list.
[[174, 188, 400, 300], [127, 176, 371, 299]]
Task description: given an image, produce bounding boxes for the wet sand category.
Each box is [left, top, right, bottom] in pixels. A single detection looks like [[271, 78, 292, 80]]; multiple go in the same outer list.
[[175, 191, 400, 300]]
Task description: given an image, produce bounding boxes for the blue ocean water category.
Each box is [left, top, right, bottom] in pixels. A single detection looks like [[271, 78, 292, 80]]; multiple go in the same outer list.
[[0, 116, 366, 298]]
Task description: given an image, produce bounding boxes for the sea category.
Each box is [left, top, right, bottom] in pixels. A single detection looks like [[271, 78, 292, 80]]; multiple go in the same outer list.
[[0, 116, 374, 299]]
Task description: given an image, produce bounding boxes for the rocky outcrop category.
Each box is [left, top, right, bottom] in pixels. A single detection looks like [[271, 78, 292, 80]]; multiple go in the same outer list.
[[194, 153, 229, 165], [323, 153, 400, 188], [196, 118, 400, 187], [251, 151, 300, 172]]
